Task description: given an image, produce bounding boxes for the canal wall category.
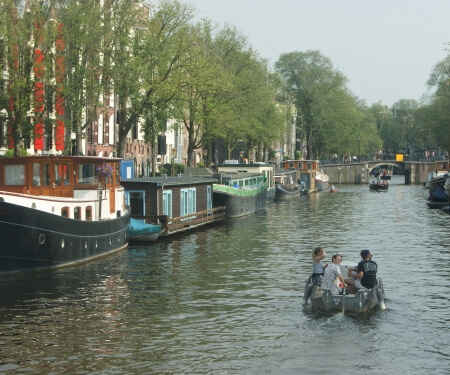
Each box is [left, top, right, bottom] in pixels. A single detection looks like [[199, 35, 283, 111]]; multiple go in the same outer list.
[[321, 162, 437, 185], [321, 164, 370, 185]]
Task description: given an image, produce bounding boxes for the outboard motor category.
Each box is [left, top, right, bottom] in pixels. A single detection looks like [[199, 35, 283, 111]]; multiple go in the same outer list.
[[376, 278, 386, 311]]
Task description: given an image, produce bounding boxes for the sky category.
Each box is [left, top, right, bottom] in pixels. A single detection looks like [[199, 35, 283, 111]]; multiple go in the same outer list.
[[186, 0, 450, 107]]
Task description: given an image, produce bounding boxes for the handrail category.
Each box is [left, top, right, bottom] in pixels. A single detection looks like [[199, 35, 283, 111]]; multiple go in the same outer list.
[[132, 206, 227, 235], [213, 179, 268, 197]]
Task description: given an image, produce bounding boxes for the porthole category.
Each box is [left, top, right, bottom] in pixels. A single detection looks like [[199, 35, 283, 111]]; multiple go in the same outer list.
[[84, 240, 88, 249], [61, 239, 65, 248], [39, 234, 45, 245], [31, 202, 36, 209], [95, 240, 98, 249], [109, 238, 112, 245]]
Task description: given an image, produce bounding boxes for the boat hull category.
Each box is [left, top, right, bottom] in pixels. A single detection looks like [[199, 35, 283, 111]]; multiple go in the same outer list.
[[129, 232, 160, 242], [304, 278, 386, 314], [128, 220, 162, 243], [369, 183, 388, 191], [213, 186, 267, 218], [0, 201, 130, 274], [315, 179, 329, 192], [275, 183, 303, 199]]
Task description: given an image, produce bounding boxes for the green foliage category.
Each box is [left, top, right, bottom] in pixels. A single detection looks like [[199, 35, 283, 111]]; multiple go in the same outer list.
[[4, 148, 28, 157], [174, 163, 184, 175]]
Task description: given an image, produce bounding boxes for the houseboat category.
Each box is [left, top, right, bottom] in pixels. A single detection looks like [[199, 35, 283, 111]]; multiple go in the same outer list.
[[281, 160, 321, 194], [274, 169, 303, 199], [216, 162, 275, 202], [121, 176, 226, 236], [212, 171, 268, 218], [0, 156, 130, 274]]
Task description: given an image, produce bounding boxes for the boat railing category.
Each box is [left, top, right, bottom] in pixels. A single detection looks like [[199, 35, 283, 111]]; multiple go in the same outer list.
[[132, 206, 227, 236], [214, 179, 268, 197]]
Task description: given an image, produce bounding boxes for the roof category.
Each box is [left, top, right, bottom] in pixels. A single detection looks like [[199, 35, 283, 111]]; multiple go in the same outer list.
[[121, 176, 217, 187]]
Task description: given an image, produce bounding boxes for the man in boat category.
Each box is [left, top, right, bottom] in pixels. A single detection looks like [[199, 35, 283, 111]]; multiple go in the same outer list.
[[321, 254, 347, 294], [344, 250, 377, 294]]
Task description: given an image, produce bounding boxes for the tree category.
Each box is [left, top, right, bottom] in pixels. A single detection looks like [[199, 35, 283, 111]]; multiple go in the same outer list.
[[275, 50, 349, 160], [424, 54, 450, 156], [59, 0, 110, 155], [113, 0, 195, 175], [0, 0, 59, 155]]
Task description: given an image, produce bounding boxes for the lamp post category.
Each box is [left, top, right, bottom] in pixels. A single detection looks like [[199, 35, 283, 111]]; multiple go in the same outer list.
[[358, 136, 361, 162]]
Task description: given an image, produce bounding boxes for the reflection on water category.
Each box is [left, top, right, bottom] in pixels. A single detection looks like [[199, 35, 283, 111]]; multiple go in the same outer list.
[[0, 177, 449, 374]]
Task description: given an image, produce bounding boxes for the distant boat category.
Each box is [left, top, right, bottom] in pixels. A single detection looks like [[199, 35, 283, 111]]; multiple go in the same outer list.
[[426, 173, 449, 209], [281, 160, 322, 194], [424, 161, 449, 188], [213, 172, 268, 218], [0, 156, 130, 274], [380, 165, 394, 180], [315, 170, 330, 191], [369, 180, 389, 191], [329, 185, 338, 193], [274, 169, 303, 199], [128, 218, 162, 243]]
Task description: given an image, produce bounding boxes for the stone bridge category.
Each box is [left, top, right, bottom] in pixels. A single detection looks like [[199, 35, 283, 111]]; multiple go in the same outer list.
[[320, 160, 438, 185]]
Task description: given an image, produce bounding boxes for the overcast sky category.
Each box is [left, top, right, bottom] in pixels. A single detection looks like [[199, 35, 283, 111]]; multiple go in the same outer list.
[[186, 0, 449, 107]]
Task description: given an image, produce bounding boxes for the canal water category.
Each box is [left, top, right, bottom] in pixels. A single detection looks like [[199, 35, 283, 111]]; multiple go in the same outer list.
[[0, 176, 449, 374]]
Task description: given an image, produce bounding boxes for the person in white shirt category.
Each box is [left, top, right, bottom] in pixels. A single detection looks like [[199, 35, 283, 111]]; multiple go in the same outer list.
[[321, 254, 346, 294]]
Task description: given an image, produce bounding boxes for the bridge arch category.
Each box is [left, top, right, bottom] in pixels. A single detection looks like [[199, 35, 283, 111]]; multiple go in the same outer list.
[[367, 161, 405, 174]]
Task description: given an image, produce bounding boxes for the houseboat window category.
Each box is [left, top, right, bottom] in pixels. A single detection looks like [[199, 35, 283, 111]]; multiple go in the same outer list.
[[43, 164, 50, 186], [162, 190, 172, 218], [207, 186, 212, 210], [189, 188, 196, 213], [180, 188, 196, 216], [307, 162, 312, 170], [74, 206, 81, 220], [5, 165, 25, 185], [55, 163, 70, 186], [32, 163, 41, 186], [78, 164, 98, 184], [86, 206, 92, 221], [289, 162, 294, 169], [61, 207, 69, 218], [125, 191, 145, 216]]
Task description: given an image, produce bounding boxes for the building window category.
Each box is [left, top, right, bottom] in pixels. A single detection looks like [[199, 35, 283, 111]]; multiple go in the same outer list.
[[86, 206, 92, 221], [74, 206, 81, 220]]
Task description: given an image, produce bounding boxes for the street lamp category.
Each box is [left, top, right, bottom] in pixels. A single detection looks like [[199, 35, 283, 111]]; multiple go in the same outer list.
[[358, 136, 361, 162]]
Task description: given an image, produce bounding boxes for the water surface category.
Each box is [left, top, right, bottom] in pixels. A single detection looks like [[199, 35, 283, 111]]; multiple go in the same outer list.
[[0, 176, 449, 374]]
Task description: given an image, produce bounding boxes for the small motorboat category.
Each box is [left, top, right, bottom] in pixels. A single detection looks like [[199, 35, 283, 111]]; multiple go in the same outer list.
[[128, 218, 162, 243], [302, 262, 386, 314], [369, 180, 388, 191]]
